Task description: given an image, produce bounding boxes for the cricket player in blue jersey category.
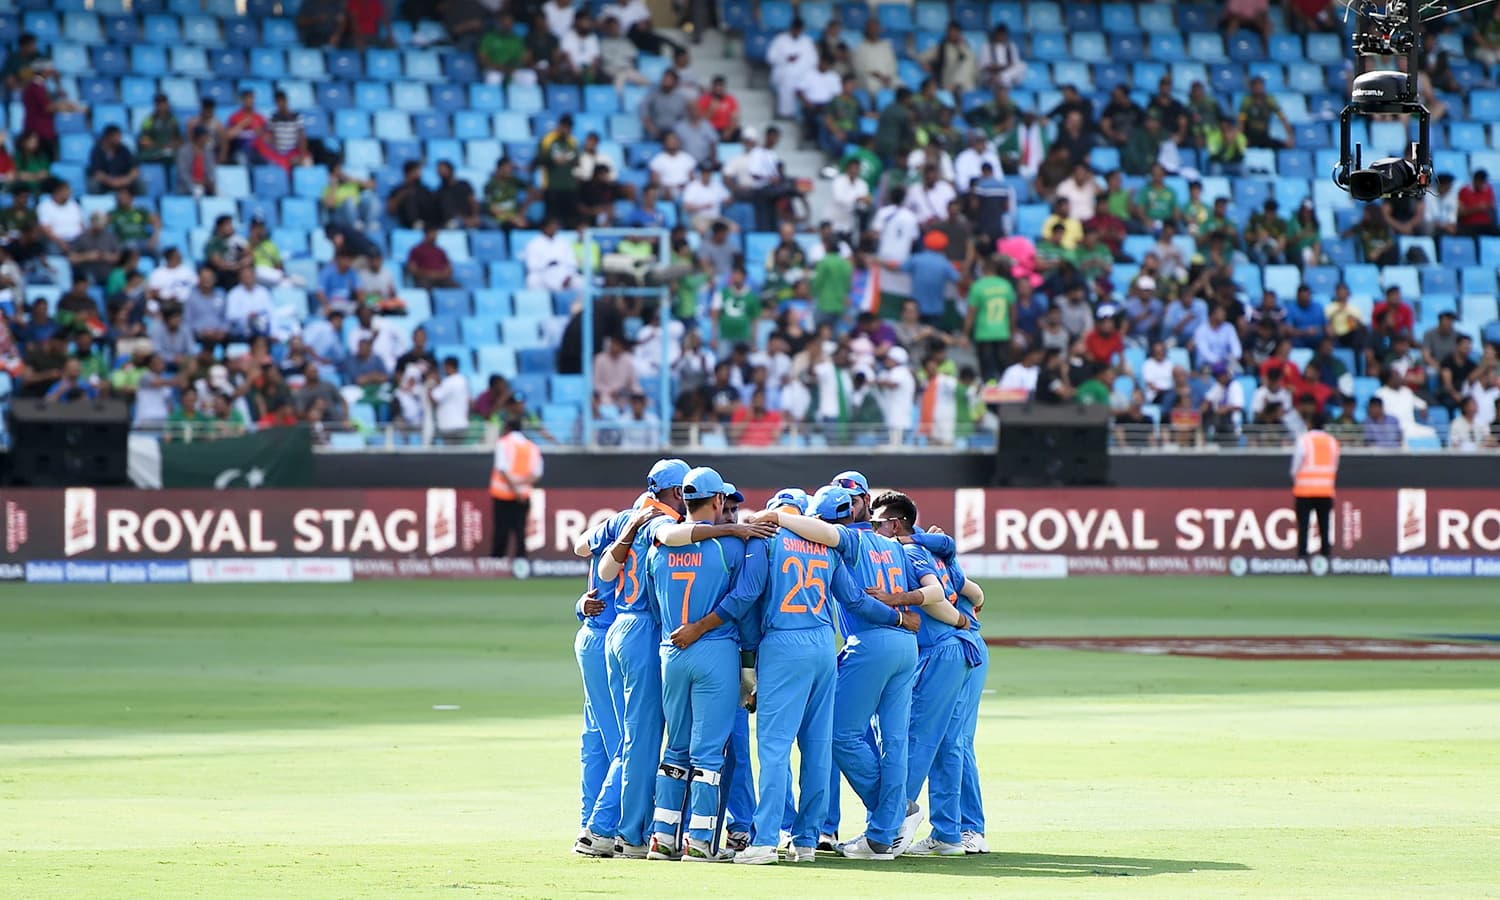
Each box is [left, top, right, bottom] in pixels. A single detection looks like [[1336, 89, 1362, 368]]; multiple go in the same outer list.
[[572, 459, 690, 858], [866, 490, 982, 857], [568, 492, 656, 855], [642, 467, 751, 862], [671, 486, 918, 864], [759, 480, 964, 861], [910, 525, 990, 854], [654, 484, 778, 851]]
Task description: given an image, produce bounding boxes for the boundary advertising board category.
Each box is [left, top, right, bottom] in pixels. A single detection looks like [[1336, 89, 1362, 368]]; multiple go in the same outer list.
[[2, 487, 1497, 581]]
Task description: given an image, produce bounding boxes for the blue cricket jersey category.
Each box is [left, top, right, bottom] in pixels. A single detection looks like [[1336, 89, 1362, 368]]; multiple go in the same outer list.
[[714, 532, 901, 650], [644, 535, 746, 646], [901, 542, 968, 651], [594, 500, 684, 617], [825, 522, 921, 638]]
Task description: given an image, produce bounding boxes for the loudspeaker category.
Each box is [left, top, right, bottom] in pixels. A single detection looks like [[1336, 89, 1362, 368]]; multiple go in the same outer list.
[[995, 404, 1110, 486], [5, 399, 132, 486]]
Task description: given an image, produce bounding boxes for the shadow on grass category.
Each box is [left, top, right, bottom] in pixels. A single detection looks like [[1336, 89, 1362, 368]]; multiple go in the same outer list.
[[825, 850, 1250, 878]]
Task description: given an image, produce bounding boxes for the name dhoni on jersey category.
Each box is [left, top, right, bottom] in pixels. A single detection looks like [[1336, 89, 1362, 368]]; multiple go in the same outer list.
[[781, 537, 829, 556], [667, 552, 703, 567]]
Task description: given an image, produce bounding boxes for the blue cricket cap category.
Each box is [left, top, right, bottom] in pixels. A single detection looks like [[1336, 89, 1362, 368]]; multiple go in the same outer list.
[[646, 458, 691, 494], [765, 487, 810, 514], [812, 485, 854, 522], [682, 466, 736, 501], [728, 487, 745, 503], [831, 470, 870, 497]]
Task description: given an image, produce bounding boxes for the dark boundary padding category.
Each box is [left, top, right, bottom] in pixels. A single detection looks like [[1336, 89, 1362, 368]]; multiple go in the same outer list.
[[306, 451, 1494, 490]]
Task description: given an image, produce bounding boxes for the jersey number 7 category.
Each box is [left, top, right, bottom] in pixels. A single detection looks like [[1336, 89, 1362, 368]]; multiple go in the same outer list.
[[671, 571, 697, 625]]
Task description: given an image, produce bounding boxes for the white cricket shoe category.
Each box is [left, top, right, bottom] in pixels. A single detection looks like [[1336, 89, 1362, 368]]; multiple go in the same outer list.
[[893, 803, 923, 856], [788, 846, 817, 863], [837, 835, 895, 861], [646, 834, 680, 861], [573, 829, 615, 857], [904, 836, 966, 857], [960, 831, 989, 854], [682, 838, 732, 862], [816, 833, 838, 852], [617, 842, 649, 859], [733, 845, 778, 865]]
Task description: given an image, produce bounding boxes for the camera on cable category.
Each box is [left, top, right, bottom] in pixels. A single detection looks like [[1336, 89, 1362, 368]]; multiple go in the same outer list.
[[1333, 0, 1435, 202]]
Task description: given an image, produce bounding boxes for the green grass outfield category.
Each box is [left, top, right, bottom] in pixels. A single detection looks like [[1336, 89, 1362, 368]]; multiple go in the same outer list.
[[2, 577, 1498, 898]]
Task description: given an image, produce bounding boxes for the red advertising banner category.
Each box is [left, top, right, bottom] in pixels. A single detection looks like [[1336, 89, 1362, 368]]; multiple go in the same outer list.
[[3, 486, 1498, 578]]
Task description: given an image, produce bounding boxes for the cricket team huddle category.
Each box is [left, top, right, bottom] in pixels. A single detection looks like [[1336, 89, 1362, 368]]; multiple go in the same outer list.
[[569, 459, 988, 863]]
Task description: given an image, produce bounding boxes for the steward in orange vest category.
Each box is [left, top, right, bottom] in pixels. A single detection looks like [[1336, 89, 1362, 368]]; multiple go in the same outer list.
[[491, 419, 543, 559], [1290, 415, 1340, 559]]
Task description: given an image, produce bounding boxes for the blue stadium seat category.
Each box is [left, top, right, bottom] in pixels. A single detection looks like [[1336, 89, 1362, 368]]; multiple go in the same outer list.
[[1108, 33, 1144, 62], [1187, 33, 1226, 63], [876, 3, 914, 33], [93, 45, 130, 76], [508, 83, 545, 113], [461, 315, 499, 343], [252, 166, 288, 199], [477, 346, 518, 378], [183, 15, 219, 44], [425, 315, 461, 345], [1148, 33, 1184, 59], [249, 47, 284, 75], [1438, 236, 1477, 268], [1470, 91, 1500, 121], [355, 83, 390, 110], [280, 198, 319, 233], [292, 166, 329, 199], [1306, 33, 1343, 64], [161, 196, 199, 231], [393, 83, 430, 111], [431, 83, 465, 113], [474, 289, 513, 317], [760, 0, 794, 30], [468, 83, 505, 111], [912, 2, 947, 33], [471, 230, 508, 261], [366, 48, 402, 81], [1099, 3, 1136, 33], [952, 1, 985, 32], [405, 49, 443, 81], [1070, 31, 1107, 63]]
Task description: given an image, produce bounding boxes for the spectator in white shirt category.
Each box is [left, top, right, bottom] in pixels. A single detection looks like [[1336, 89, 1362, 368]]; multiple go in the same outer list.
[[428, 355, 472, 443], [1192, 305, 1242, 371], [1251, 365, 1295, 422], [828, 156, 870, 239], [851, 19, 897, 94], [871, 186, 921, 299], [648, 132, 698, 199], [1449, 395, 1482, 450], [903, 165, 957, 226], [1201, 363, 1245, 437], [1055, 164, 1102, 222], [542, 0, 576, 38], [224, 265, 275, 340], [147, 246, 198, 306], [796, 55, 842, 146], [766, 18, 819, 118], [37, 182, 85, 249], [348, 305, 406, 372], [1140, 341, 1176, 404], [1467, 367, 1500, 431], [876, 345, 916, 442], [739, 126, 797, 231], [953, 132, 1001, 194], [681, 167, 730, 232], [1375, 366, 1436, 444], [998, 347, 1043, 396], [600, 0, 650, 34], [1422, 172, 1460, 236], [979, 24, 1027, 89], [524, 218, 581, 292], [559, 14, 602, 82]]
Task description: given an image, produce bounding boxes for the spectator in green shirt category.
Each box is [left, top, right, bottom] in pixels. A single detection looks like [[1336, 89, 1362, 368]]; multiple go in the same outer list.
[[321, 161, 381, 233], [810, 234, 852, 330], [1130, 164, 1180, 234], [1120, 113, 1164, 177], [1238, 76, 1293, 150], [1201, 196, 1240, 249], [821, 74, 866, 161], [1246, 198, 1290, 264], [839, 133, 884, 193], [1075, 230, 1114, 283], [136, 93, 182, 165], [1205, 116, 1248, 176], [964, 256, 1015, 381], [484, 156, 531, 229], [109, 188, 159, 257], [478, 12, 528, 83], [1075, 365, 1115, 407], [711, 264, 759, 353], [1182, 181, 1210, 239], [873, 87, 913, 165], [1101, 169, 1133, 223]]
